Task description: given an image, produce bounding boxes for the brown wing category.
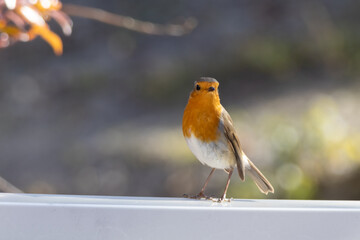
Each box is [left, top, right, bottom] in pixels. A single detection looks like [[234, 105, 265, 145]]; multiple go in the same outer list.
[[221, 107, 245, 181]]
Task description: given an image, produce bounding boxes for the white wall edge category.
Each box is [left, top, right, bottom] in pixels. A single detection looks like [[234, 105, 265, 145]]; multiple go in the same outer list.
[[1, 193, 359, 240]]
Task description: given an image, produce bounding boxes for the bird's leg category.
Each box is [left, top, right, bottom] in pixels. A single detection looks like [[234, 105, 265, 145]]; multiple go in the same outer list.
[[184, 168, 215, 199], [197, 168, 216, 198], [217, 168, 233, 202]]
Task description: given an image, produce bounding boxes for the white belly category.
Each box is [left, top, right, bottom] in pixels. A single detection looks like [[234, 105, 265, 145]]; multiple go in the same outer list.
[[185, 134, 236, 169]]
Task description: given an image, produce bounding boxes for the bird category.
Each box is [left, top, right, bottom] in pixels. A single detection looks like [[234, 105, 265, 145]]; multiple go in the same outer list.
[[182, 77, 274, 201]]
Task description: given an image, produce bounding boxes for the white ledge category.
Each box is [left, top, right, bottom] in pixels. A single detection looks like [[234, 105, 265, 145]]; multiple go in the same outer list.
[[1, 193, 360, 240]]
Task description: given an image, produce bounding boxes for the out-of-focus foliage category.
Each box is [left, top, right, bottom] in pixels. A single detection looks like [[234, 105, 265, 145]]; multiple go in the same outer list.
[[0, 0, 197, 55], [227, 92, 360, 199], [0, 0, 72, 55], [0, 0, 360, 200]]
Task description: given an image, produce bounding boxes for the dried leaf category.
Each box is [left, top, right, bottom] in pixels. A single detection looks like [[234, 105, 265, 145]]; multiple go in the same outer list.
[[30, 24, 62, 55]]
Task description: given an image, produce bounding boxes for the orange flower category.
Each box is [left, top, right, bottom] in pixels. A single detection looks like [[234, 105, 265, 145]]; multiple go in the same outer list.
[[0, 0, 72, 55]]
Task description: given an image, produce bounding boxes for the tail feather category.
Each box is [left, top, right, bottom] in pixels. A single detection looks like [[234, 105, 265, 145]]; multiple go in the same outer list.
[[247, 159, 274, 195]]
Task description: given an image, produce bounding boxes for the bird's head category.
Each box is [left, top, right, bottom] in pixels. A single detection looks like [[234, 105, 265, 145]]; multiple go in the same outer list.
[[190, 77, 220, 104]]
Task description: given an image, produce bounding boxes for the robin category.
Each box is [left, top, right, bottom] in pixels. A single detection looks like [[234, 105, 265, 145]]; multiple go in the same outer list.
[[182, 77, 274, 201]]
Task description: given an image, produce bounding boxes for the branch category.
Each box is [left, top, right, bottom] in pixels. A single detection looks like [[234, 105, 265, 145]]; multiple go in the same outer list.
[[0, 175, 23, 193], [62, 4, 197, 36]]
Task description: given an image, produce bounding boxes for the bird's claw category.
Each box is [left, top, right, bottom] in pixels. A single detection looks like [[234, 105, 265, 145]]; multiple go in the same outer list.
[[211, 197, 232, 203], [183, 193, 232, 202], [183, 192, 212, 200]]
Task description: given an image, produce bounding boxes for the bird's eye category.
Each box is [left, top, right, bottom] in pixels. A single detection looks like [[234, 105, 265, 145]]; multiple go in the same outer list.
[[196, 85, 200, 90], [208, 87, 215, 91]]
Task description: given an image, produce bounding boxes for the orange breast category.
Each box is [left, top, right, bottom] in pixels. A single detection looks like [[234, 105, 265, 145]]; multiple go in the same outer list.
[[182, 95, 222, 142]]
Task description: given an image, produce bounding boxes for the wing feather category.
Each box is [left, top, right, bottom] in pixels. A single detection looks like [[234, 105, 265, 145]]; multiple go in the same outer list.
[[220, 107, 245, 181]]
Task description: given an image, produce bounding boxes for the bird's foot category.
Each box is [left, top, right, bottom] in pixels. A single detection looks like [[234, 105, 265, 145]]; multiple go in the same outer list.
[[183, 191, 212, 200], [211, 197, 232, 203]]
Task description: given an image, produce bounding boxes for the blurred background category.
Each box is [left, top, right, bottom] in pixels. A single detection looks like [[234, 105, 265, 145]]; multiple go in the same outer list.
[[0, 0, 360, 200]]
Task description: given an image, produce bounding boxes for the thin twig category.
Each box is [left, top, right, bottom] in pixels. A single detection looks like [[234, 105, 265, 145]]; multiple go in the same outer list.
[[0, 175, 23, 193], [62, 4, 197, 36]]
